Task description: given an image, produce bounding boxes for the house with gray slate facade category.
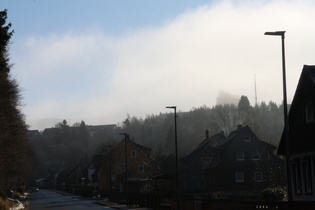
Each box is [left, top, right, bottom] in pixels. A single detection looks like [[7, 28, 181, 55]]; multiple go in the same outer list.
[[182, 125, 286, 199]]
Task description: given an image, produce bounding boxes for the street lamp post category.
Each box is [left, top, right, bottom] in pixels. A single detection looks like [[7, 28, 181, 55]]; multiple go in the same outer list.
[[105, 146, 112, 194], [166, 106, 179, 210], [264, 31, 292, 203], [120, 133, 128, 205]]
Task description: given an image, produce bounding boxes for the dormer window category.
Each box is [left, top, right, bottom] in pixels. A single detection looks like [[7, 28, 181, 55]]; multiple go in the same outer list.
[[305, 102, 315, 123], [244, 136, 251, 142], [236, 152, 245, 161]]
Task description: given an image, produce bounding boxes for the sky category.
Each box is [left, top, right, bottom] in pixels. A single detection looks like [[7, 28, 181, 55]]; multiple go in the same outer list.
[[2, 0, 315, 131]]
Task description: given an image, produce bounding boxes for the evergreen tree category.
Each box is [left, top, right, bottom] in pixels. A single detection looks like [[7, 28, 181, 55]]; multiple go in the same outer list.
[[0, 9, 33, 190], [238, 95, 253, 126]]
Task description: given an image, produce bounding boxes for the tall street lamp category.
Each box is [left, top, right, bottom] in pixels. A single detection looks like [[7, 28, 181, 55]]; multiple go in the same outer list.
[[104, 146, 112, 194], [166, 106, 179, 210], [120, 133, 128, 205], [264, 31, 292, 203]]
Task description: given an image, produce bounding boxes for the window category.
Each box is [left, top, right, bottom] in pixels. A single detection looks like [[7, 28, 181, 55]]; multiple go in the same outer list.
[[139, 165, 144, 172], [252, 152, 260, 160], [235, 172, 244, 182], [236, 152, 245, 161], [89, 130, 96, 138], [244, 136, 251, 142], [254, 172, 263, 182], [131, 150, 136, 158], [292, 159, 302, 195], [302, 156, 312, 194], [305, 102, 315, 123]]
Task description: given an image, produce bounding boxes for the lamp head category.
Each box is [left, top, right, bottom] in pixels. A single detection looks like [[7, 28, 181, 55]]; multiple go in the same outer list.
[[264, 31, 285, 36]]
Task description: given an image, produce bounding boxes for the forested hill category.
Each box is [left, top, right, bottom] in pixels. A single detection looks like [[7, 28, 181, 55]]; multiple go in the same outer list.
[[29, 96, 285, 180], [120, 96, 285, 157]]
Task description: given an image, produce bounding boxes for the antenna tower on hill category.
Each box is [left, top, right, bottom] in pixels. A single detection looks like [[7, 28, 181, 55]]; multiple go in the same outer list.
[[254, 74, 258, 106]]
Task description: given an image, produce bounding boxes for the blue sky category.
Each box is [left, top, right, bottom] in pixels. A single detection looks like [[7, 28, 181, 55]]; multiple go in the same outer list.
[[4, 0, 215, 37], [3, 0, 315, 130]]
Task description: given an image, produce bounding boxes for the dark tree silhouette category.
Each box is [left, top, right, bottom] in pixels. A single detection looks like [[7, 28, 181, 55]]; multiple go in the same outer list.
[[238, 95, 253, 126], [238, 95, 251, 113], [0, 9, 33, 191]]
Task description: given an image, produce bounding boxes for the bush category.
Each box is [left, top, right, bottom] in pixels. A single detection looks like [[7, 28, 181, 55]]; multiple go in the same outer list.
[[0, 197, 14, 210], [0, 187, 7, 199], [261, 187, 287, 201]]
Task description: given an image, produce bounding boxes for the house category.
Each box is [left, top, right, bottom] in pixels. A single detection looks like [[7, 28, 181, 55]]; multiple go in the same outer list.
[[42, 128, 61, 139], [181, 130, 226, 194], [182, 126, 285, 199], [81, 154, 108, 196], [55, 168, 71, 191], [99, 136, 158, 194], [278, 65, 315, 201], [65, 164, 85, 195], [153, 155, 177, 194], [86, 124, 117, 139], [26, 130, 41, 140], [55, 156, 106, 196]]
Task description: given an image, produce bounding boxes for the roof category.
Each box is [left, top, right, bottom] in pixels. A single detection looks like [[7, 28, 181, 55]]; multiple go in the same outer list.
[[86, 124, 117, 131], [26, 130, 41, 138], [116, 137, 151, 157], [278, 65, 315, 155], [133, 141, 151, 157], [205, 125, 274, 169], [181, 131, 225, 168], [42, 127, 61, 138]]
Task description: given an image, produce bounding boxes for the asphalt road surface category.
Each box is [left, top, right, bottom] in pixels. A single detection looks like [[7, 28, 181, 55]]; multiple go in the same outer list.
[[29, 190, 113, 209]]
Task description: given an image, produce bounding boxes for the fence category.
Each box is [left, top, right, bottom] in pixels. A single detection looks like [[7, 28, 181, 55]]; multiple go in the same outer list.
[[109, 193, 167, 209], [109, 193, 315, 210]]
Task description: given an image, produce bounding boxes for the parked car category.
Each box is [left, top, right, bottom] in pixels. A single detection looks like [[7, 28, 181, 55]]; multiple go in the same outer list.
[[28, 187, 39, 192]]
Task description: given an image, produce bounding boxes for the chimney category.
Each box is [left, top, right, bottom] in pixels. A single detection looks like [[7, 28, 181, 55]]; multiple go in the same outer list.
[[205, 130, 209, 139], [220, 130, 224, 136]]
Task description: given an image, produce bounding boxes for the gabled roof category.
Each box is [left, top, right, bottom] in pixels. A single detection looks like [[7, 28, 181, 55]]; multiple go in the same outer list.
[[27, 130, 41, 139], [132, 141, 151, 157], [289, 65, 315, 113], [206, 125, 273, 169], [204, 127, 245, 168], [181, 131, 225, 168], [278, 65, 315, 155], [86, 124, 117, 131], [116, 137, 151, 157], [42, 127, 61, 138]]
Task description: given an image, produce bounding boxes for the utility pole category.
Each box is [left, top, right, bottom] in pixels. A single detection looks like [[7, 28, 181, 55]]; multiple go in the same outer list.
[[120, 133, 128, 206], [166, 106, 180, 210]]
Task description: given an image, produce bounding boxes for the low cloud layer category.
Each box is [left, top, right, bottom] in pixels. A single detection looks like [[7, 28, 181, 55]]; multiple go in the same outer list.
[[11, 0, 315, 130]]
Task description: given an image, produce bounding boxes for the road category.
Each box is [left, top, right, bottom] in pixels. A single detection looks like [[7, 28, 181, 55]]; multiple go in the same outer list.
[[28, 190, 113, 209]]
